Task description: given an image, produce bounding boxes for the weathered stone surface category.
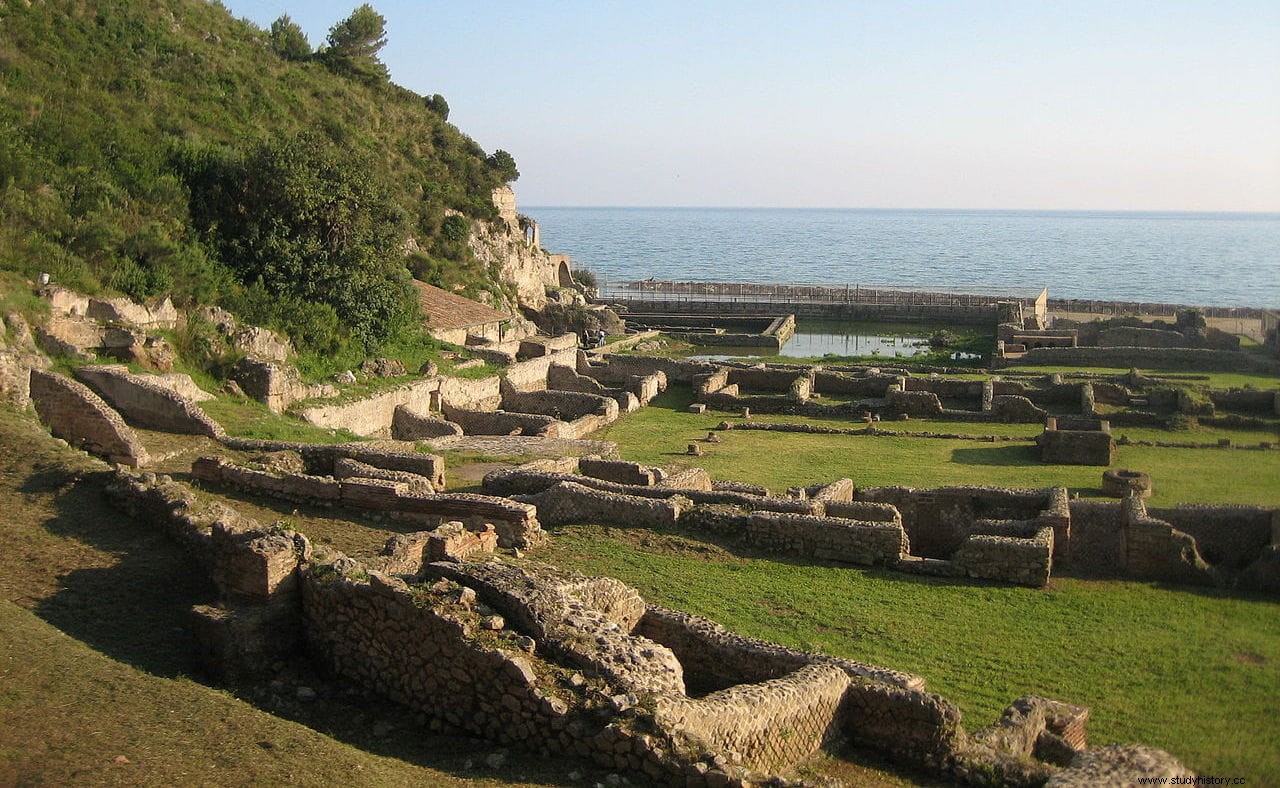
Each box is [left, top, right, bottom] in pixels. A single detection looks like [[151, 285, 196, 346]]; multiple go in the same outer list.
[[1101, 468, 1153, 499], [74, 364, 224, 437], [1045, 744, 1190, 786], [391, 405, 463, 440], [85, 295, 178, 328], [29, 369, 149, 466]]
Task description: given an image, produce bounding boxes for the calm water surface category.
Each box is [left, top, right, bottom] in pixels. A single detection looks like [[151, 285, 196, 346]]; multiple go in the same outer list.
[[525, 208, 1280, 308]]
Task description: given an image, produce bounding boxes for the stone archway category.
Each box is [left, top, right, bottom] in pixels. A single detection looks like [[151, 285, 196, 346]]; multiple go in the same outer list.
[[557, 259, 574, 288]]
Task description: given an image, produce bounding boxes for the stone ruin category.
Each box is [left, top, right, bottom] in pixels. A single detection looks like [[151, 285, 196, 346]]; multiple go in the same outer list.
[[483, 457, 1280, 595], [102, 467, 1194, 786], [14, 296, 1269, 783], [1037, 417, 1116, 466]]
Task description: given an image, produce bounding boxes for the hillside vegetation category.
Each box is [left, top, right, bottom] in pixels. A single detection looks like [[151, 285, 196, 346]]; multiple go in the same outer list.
[[0, 0, 520, 367]]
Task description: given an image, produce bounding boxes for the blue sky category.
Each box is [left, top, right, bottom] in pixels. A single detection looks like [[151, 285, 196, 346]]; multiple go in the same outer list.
[[222, 1, 1280, 212]]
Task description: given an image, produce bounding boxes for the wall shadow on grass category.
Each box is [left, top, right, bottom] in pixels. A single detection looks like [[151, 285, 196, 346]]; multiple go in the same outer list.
[[948, 444, 1041, 467]]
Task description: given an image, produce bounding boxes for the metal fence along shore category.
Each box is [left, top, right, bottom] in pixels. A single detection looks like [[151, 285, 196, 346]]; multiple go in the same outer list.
[[597, 279, 1268, 320]]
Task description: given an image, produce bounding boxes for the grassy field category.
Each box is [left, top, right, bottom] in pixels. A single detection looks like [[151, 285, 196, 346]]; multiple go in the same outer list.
[[0, 409, 597, 787], [541, 525, 1280, 782], [599, 387, 1280, 506], [580, 382, 1280, 781]]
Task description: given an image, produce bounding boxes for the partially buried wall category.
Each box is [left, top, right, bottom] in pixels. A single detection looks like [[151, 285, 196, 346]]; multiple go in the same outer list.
[[101, 468, 1190, 786], [74, 364, 224, 438], [29, 369, 150, 466]]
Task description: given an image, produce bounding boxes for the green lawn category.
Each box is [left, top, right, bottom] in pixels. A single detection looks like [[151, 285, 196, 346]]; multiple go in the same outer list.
[[600, 387, 1280, 505], [578, 382, 1280, 781], [542, 526, 1280, 783]]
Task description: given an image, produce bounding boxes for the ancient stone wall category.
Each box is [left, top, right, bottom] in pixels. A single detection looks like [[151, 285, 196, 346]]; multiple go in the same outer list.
[[680, 506, 908, 566], [952, 523, 1054, 587], [545, 363, 610, 396], [812, 370, 897, 397], [295, 379, 439, 437], [1038, 420, 1116, 466], [502, 387, 617, 423], [333, 457, 435, 494], [442, 403, 562, 437], [578, 456, 657, 486], [438, 374, 502, 411], [885, 389, 944, 416], [29, 369, 150, 466], [1148, 505, 1274, 571], [857, 486, 1050, 560], [217, 438, 447, 491], [1210, 389, 1279, 415], [1011, 346, 1280, 374], [502, 346, 580, 392], [636, 606, 922, 691], [192, 456, 543, 549], [73, 364, 224, 438], [653, 664, 848, 773], [483, 467, 821, 515], [1121, 497, 1214, 586], [726, 366, 811, 394], [390, 405, 463, 440], [519, 481, 685, 530], [592, 354, 713, 384]]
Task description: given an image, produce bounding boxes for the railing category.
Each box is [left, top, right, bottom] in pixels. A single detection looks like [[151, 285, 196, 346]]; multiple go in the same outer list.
[[597, 279, 1035, 308]]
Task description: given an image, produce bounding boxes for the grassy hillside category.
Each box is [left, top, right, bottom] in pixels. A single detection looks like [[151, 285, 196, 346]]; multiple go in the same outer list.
[[0, 0, 517, 365]]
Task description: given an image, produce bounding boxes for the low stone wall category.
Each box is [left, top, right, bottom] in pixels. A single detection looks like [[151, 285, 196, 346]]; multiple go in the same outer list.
[[518, 481, 685, 530], [502, 346, 580, 392], [885, 389, 943, 416], [1121, 497, 1214, 586], [1210, 388, 1279, 415], [438, 374, 502, 411], [220, 438, 447, 489], [824, 500, 901, 523], [989, 394, 1048, 423], [1009, 346, 1280, 374], [578, 456, 658, 486], [637, 606, 922, 691], [681, 506, 908, 566], [194, 455, 544, 549], [812, 370, 897, 397], [74, 364, 224, 438], [592, 353, 714, 385], [1149, 505, 1274, 571], [442, 403, 563, 437], [1039, 421, 1115, 466], [952, 523, 1054, 587], [29, 369, 150, 466], [727, 366, 811, 394], [105, 470, 307, 679], [429, 561, 686, 696], [653, 663, 848, 773], [545, 362, 611, 396], [483, 467, 821, 515], [390, 405, 463, 440], [858, 486, 1052, 560], [295, 379, 439, 437], [333, 457, 435, 494], [502, 387, 618, 423]]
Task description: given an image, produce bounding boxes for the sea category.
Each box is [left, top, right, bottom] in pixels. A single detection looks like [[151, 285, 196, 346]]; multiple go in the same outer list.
[[523, 208, 1280, 309]]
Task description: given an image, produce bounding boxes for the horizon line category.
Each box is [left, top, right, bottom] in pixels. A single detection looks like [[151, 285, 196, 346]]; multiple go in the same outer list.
[[523, 204, 1280, 216]]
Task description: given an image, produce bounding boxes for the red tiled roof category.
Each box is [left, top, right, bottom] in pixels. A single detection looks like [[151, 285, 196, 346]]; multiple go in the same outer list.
[[413, 281, 513, 331]]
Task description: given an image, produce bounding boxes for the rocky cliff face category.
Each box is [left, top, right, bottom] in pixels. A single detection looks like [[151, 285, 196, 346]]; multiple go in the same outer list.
[[468, 186, 571, 312]]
